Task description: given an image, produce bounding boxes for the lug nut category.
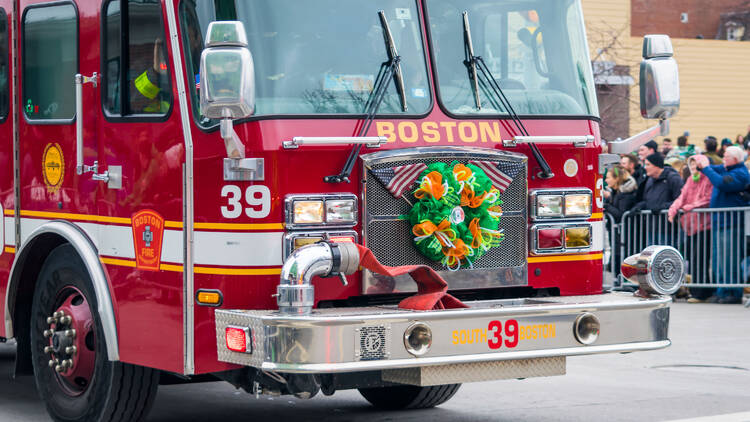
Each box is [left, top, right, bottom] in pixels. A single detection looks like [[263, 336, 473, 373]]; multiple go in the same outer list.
[[64, 329, 76, 338], [60, 316, 72, 325], [44, 346, 54, 354], [65, 346, 77, 355], [48, 359, 57, 368], [62, 359, 73, 368], [43, 329, 54, 338], [55, 365, 63, 373], [46, 317, 57, 324], [53, 311, 63, 318]]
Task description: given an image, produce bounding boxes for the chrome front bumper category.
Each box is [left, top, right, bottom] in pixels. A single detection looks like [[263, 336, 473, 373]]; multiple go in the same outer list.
[[214, 292, 670, 374]]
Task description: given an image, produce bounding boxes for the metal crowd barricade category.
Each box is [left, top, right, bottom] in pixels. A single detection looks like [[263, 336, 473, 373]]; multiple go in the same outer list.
[[618, 207, 750, 293], [602, 212, 620, 288]]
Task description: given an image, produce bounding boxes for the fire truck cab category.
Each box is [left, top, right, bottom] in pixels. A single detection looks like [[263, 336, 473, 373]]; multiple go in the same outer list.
[[0, 0, 682, 421]]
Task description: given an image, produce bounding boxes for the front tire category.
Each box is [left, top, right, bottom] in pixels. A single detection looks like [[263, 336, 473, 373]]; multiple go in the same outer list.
[[30, 244, 159, 422], [358, 383, 461, 410]]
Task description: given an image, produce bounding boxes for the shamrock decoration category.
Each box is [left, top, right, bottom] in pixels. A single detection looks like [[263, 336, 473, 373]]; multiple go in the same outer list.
[[406, 161, 504, 271]]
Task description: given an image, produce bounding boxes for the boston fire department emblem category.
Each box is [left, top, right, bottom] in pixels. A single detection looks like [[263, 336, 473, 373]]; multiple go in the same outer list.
[[42, 143, 64, 193], [131, 209, 165, 271]]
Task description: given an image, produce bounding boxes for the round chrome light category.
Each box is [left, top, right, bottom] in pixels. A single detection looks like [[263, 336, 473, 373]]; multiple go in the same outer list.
[[646, 247, 684, 295], [404, 322, 432, 356], [574, 313, 600, 345]]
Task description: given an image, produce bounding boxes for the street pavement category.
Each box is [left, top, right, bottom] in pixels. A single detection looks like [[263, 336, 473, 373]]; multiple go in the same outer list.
[[1, 300, 749, 422]]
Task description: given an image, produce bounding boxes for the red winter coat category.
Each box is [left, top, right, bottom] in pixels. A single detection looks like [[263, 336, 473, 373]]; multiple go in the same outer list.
[[668, 155, 713, 236]]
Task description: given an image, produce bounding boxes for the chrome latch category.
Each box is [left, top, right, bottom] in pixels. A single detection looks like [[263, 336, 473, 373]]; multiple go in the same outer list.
[[83, 160, 110, 183]]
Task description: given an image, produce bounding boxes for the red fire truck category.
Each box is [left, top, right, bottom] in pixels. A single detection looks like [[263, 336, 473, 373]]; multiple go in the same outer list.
[[0, 0, 683, 420]]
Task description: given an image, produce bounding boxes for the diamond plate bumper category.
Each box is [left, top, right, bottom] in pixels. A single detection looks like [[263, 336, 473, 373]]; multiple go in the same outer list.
[[214, 292, 670, 375]]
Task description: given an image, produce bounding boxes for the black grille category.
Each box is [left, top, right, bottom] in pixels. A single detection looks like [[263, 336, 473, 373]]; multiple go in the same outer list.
[[362, 149, 527, 274]]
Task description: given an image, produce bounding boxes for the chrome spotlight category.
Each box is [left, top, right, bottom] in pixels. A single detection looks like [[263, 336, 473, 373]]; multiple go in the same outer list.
[[620, 246, 685, 296]]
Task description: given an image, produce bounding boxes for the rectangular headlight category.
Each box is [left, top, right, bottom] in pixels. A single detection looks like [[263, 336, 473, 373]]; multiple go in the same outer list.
[[537, 195, 563, 218], [564, 194, 591, 217], [293, 200, 324, 224], [326, 199, 356, 224]]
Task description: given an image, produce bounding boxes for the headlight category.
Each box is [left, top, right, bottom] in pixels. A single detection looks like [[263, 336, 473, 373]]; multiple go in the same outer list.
[[326, 199, 356, 224], [537, 195, 563, 218], [286, 194, 358, 228], [565, 194, 592, 217], [293, 200, 324, 224]]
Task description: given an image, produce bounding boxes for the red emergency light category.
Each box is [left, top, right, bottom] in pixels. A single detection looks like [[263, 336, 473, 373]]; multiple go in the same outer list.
[[225, 326, 251, 353]]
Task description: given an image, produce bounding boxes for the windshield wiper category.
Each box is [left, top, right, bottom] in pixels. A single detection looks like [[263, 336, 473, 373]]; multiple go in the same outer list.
[[325, 10, 407, 184], [462, 11, 554, 179]]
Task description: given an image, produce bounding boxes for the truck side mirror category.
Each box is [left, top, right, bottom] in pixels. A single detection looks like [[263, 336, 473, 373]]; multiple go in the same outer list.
[[199, 21, 255, 120], [639, 35, 679, 119]]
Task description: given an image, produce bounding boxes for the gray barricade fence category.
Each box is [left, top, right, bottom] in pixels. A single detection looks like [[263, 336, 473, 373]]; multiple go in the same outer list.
[[605, 207, 750, 291]]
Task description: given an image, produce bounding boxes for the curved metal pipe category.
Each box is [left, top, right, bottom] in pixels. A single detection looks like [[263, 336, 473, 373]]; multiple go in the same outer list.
[[278, 242, 360, 315]]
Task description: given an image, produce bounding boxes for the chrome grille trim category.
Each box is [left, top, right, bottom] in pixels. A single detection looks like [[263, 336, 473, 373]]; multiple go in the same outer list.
[[360, 147, 528, 294]]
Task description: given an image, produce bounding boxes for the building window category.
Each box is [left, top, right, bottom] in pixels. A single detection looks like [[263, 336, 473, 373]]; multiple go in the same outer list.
[[103, 0, 172, 117], [23, 3, 78, 121]]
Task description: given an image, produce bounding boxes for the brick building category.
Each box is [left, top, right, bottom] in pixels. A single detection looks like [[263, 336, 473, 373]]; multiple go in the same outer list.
[[631, 0, 750, 39], [583, 0, 750, 146]]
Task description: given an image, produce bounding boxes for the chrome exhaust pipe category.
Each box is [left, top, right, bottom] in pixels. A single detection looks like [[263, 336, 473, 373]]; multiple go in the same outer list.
[[277, 242, 360, 315]]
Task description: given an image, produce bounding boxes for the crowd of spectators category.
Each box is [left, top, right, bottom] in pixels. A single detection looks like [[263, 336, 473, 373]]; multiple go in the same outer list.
[[604, 129, 750, 304]]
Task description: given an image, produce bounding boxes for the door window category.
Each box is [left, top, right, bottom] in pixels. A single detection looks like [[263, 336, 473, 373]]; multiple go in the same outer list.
[[0, 8, 8, 122], [22, 3, 78, 121], [103, 0, 172, 117]]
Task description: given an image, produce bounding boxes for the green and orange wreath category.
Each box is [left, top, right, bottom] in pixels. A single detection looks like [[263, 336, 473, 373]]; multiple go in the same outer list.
[[406, 161, 504, 271]]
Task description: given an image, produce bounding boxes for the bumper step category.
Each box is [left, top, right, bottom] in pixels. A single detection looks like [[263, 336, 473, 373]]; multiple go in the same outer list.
[[215, 292, 670, 374]]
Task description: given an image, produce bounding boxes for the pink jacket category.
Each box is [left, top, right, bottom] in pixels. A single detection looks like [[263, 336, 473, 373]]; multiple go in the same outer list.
[[668, 155, 713, 235]]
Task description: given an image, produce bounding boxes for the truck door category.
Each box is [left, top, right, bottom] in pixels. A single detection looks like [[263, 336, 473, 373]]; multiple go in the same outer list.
[[0, 2, 12, 337], [17, 0, 89, 230], [94, 0, 185, 373]]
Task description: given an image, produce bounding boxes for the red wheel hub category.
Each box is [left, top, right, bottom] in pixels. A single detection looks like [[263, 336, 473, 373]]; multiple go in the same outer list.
[[43, 286, 96, 395]]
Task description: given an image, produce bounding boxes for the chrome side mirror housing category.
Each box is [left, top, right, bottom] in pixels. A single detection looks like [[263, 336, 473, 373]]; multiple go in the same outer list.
[[639, 35, 679, 119], [199, 21, 255, 120]]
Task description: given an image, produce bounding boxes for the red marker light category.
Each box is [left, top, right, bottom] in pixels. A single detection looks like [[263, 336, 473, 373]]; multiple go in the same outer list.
[[160, 62, 168, 71], [225, 326, 250, 353], [537, 228, 563, 250]]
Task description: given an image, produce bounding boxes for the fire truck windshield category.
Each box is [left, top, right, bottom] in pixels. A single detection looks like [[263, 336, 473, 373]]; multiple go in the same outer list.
[[180, 0, 431, 122], [426, 0, 598, 117]]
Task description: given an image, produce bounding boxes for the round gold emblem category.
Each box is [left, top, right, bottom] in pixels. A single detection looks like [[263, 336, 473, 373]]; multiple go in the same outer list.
[[43, 143, 64, 193]]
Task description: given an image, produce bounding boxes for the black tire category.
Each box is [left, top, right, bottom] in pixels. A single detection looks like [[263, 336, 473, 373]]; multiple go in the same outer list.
[[30, 244, 159, 422], [358, 383, 461, 410]]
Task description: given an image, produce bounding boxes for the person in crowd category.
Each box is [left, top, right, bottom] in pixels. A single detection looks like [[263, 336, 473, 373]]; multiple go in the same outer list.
[[667, 135, 695, 159], [661, 138, 673, 157], [631, 153, 684, 246], [736, 134, 745, 146], [703, 136, 722, 165], [621, 153, 646, 202], [637, 140, 659, 164], [604, 164, 638, 222], [666, 157, 689, 181], [668, 155, 713, 302], [632, 153, 683, 213], [697, 146, 750, 304], [603, 164, 638, 277], [719, 138, 733, 158]]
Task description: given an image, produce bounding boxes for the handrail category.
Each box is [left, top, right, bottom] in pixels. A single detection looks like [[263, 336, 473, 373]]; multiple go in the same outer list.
[[283, 136, 387, 149]]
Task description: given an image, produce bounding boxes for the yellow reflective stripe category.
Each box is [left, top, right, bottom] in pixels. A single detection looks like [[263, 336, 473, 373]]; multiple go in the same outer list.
[[528, 253, 603, 263], [19, 210, 131, 225], [4, 247, 15, 254], [135, 70, 160, 100]]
